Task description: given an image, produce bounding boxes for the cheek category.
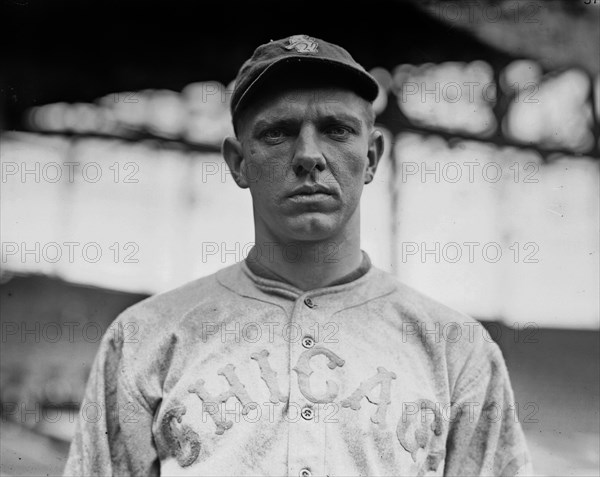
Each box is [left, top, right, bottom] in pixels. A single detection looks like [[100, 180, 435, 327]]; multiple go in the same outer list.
[[329, 146, 369, 182], [245, 144, 294, 184], [243, 146, 268, 183]]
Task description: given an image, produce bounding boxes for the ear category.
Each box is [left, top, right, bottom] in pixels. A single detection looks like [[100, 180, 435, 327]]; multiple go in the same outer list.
[[364, 129, 384, 185], [222, 136, 249, 189]]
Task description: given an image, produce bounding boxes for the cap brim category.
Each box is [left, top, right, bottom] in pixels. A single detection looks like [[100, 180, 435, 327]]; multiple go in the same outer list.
[[233, 55, 379, 116]]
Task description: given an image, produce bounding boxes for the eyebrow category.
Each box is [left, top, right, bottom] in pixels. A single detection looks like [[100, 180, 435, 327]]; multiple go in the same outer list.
[[318, 113, 363, 131], [251, 118, 297, 137], [251, 113, 364, 137]]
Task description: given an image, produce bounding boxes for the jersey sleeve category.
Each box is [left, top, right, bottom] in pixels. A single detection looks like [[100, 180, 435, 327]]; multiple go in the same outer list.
[[443, 342, 534, 476], [63, 315, 159, 476]]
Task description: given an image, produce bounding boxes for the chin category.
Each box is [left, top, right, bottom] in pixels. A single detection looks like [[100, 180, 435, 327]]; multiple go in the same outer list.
[[282, 213, 341, 242]]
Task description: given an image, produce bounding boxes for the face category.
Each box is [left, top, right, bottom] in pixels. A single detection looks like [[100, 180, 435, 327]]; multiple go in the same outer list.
[[224, 86, 383, 243]]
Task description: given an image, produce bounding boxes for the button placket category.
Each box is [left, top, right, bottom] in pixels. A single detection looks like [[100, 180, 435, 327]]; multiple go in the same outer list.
[[287, 295, 326, 477]]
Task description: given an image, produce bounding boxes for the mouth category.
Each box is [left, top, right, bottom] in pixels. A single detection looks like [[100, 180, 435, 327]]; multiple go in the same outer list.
[[288, 192, 333, 203], [287, 185, 335, 199]]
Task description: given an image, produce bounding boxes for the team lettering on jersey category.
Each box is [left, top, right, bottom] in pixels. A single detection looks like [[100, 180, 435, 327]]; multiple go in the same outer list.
[[162, 346, 445, 472]]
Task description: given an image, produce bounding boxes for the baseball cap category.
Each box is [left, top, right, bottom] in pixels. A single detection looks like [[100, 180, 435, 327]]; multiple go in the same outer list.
[[230, 34, 379, 118]]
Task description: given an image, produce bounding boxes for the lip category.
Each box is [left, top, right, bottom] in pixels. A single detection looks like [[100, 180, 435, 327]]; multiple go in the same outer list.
[[288, 192, 333, 203], [288, 184, 335, 198]]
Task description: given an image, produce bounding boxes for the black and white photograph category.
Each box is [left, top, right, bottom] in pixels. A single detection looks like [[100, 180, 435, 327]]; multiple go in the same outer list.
[[1, 0, 599, 475]]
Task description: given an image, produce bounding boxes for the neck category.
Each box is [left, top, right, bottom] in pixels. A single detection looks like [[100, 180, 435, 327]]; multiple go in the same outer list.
[[249, 224, 363, 291]]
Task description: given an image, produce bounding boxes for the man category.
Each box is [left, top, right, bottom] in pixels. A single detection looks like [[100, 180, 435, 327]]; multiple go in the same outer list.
[[64, 34, 532, 476]]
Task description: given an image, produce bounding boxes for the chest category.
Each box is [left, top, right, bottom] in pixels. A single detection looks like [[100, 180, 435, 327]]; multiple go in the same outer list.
[[151, 303, 450, 476]]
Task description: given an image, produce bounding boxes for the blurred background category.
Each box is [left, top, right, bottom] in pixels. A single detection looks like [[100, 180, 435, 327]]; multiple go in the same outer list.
[[1, 0, 598, 475]]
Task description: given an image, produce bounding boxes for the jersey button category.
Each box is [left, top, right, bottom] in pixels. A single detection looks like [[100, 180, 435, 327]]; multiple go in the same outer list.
[[301, 336, 315, 349], [299, 468, 312, 477], [301, 407, 314, 420], [304, 297, 315, 308]]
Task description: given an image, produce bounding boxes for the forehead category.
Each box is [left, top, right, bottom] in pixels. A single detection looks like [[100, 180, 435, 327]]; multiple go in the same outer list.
[[241, 86, 370, 126]]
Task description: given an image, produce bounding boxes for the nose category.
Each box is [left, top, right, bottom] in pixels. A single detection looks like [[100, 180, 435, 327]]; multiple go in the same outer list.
[[291, 125, 326, 177]]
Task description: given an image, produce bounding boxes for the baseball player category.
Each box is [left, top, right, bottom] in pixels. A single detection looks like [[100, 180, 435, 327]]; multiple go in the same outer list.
[[64, 34, 533, 476]]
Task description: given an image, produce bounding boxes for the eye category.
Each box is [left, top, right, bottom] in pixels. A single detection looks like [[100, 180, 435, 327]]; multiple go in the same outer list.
[[262, 128, 286, 143], [325, 125, 352, 139]]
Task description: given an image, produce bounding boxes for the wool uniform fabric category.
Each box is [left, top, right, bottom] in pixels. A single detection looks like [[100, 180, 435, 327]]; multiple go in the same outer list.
[[64, 257, 532, 476]]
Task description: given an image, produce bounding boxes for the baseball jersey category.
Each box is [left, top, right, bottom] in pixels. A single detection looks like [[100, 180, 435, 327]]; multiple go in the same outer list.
[[63, 256, 533, 476]]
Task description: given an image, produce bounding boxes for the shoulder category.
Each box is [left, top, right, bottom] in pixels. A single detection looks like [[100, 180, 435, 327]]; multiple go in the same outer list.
[[96, 263, 246, 401], [112, 263, 242, 335], [369, 266, 502, 375], [369, 266, 477, 328]]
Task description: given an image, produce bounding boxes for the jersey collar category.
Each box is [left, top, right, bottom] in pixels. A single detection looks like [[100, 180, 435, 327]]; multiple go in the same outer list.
[[216, 256, 397, 311]]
